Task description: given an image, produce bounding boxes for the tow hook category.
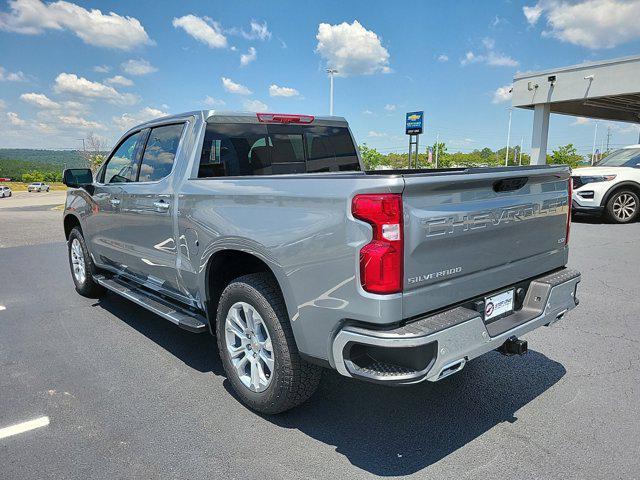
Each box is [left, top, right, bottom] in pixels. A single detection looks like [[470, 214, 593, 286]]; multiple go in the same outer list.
[[497, 336, 528, 356]]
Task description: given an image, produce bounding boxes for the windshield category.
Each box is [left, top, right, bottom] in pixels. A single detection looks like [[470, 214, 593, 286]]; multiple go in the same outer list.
[[595, 148, 640, 167]]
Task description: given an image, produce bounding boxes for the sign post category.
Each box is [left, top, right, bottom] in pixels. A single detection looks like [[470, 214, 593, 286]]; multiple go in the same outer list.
[[405, 111, 424, 169]]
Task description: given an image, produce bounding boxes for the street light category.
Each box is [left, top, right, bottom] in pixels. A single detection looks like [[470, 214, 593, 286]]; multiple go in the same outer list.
[[326, 69, 338, 116], [504, 107, 512, 166]]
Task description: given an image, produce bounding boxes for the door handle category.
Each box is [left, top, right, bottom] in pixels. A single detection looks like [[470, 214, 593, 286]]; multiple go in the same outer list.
[[153, 200, 170, 211], [110, 198, 121, 206]]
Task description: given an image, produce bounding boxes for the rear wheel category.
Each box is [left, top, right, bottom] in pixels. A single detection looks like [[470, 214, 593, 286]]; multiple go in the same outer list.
[[68, 227, 105, 298], [605, 189, 639, 223], [216, 273, 322, 414]]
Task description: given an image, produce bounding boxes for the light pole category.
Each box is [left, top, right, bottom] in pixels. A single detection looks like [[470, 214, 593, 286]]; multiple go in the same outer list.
[[77, 138, 88, 167], [505, 107, 512, 166], [326, 69, 338, 116], [519, 136, 523, 166], [591, 122, 598, 165]]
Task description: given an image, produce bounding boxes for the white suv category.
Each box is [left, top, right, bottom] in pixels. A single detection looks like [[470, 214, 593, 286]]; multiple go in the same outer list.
[[572, 144, 640, 223]]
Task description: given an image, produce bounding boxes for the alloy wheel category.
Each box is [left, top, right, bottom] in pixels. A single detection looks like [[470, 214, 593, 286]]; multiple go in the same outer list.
[[612, 193, 637, 221], [70, 238, 86, 284], [224, 301, 275, 392]]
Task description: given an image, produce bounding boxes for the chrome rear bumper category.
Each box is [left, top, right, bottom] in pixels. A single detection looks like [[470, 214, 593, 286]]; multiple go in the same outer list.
[[331, 268, 581, 384]]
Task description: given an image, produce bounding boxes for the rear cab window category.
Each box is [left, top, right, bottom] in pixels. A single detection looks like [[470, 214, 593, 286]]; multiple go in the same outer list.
[[198, 120, 360, 178]]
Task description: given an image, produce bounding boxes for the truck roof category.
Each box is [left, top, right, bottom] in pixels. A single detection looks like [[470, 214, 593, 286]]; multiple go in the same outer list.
[[129, 110, 349, 133]]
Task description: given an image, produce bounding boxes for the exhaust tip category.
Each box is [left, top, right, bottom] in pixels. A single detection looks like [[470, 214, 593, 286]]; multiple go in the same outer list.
[[437, 358, 466, 380]]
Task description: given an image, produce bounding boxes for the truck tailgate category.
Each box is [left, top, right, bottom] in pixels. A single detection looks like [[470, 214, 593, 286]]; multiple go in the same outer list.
[[402, 166, 570, 318]]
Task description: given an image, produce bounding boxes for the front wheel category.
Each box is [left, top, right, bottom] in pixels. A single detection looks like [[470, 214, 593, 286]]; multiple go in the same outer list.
[[216, 273, 322, 414], [68, 228, 105, 298], [606, 189, 639, 223]]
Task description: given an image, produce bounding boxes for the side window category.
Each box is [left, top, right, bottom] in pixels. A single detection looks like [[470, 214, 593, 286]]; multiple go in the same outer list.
[[138, 123, 185, 182], [198, 123, 269, 177], [102, 131, 143, 183]]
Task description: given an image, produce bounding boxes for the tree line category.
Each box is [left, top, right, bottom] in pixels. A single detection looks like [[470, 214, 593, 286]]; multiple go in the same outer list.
[[0, 136, 106, 182], [359, 142, 589, 170]]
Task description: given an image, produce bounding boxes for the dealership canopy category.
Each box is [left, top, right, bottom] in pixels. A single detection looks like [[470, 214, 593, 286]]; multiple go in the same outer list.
[[512, 54, 640, 164]]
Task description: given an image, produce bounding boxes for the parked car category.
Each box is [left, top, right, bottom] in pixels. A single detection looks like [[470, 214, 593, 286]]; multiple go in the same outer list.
[[62, 111, 581, 414], [0, 185, 11, 198], [28, 182, 50, 192], [572, 144, 640, 223]]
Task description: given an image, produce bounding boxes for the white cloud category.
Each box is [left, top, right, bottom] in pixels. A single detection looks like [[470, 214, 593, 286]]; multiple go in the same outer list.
[[384, 103, 396, 111], [20, 92, 60, 108], [525, 0, 640, 49], [7, 111, 26, 126], [485, 52, 519, 67], [0, 66, 26, 81], [112, 106, 168, 131], [237, 20, 271, 41], [54, 72, 138, 105], [121, 59, 157, 76], [492, 85, 513, 103], [437, 54, 449, 62], [571, 116, 592, 126], [491, 15, 508, 28], [0, 99, 6, 109], [221, 77, 252, 95], [315, 20, 391, 76], [105, 75, 133, 86], [93, 65, 110, 73], [269, 84, 299, 97], [57, 114, 104, 130], [172, 14, 227, 49], [0, 0, 153, 50], [523, 4, 543, 25], [243, 99, 268, 112], [461, 38, 519, 67], [203, 95, 225, 107], [367, 130, 387, 138], [362, 109, 373, 115], [240, 46, 257, 66]]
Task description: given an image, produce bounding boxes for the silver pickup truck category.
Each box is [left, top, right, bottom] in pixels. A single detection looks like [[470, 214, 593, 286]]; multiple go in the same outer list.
[[62, 111, 581, 414]]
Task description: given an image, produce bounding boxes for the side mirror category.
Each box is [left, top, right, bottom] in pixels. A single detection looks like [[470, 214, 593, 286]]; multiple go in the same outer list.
[[63, 168, 93, 188]]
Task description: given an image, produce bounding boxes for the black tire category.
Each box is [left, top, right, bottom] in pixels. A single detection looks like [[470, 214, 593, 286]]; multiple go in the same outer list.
[[605, 189, 639, 224], [215, 273, 322, 414], [68, 227, 105, 298]]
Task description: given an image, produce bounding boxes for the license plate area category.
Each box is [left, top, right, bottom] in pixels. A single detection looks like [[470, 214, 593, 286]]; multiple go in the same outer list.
[[483, 289, 514, 323]]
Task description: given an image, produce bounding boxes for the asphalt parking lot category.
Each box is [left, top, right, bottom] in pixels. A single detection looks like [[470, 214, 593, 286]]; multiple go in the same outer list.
[[1, 193, 639, 479]]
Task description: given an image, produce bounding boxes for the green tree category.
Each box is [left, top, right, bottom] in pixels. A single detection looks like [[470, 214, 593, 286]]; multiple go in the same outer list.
[[358, 143, 385, 170], [549, 144, 584, 168]]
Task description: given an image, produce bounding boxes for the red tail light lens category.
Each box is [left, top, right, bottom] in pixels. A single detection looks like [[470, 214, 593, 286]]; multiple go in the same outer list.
[[566, 178, 572, 245], [256, 113, 314, 124], [352, 194, 403, 294]]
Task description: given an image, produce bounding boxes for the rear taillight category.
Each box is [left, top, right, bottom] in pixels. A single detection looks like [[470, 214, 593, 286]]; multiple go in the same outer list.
[[566, 178, 572, 245], [256, 113, 314, 124], [352, 194, 403, 294]]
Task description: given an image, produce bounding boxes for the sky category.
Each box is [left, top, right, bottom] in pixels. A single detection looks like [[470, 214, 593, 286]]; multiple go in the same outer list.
[[2, 0, 640, 157]]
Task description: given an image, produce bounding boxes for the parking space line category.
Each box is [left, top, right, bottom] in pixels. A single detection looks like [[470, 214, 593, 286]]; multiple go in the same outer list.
[[0, 416, 50, 440], [0, 305, 5, 311]]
